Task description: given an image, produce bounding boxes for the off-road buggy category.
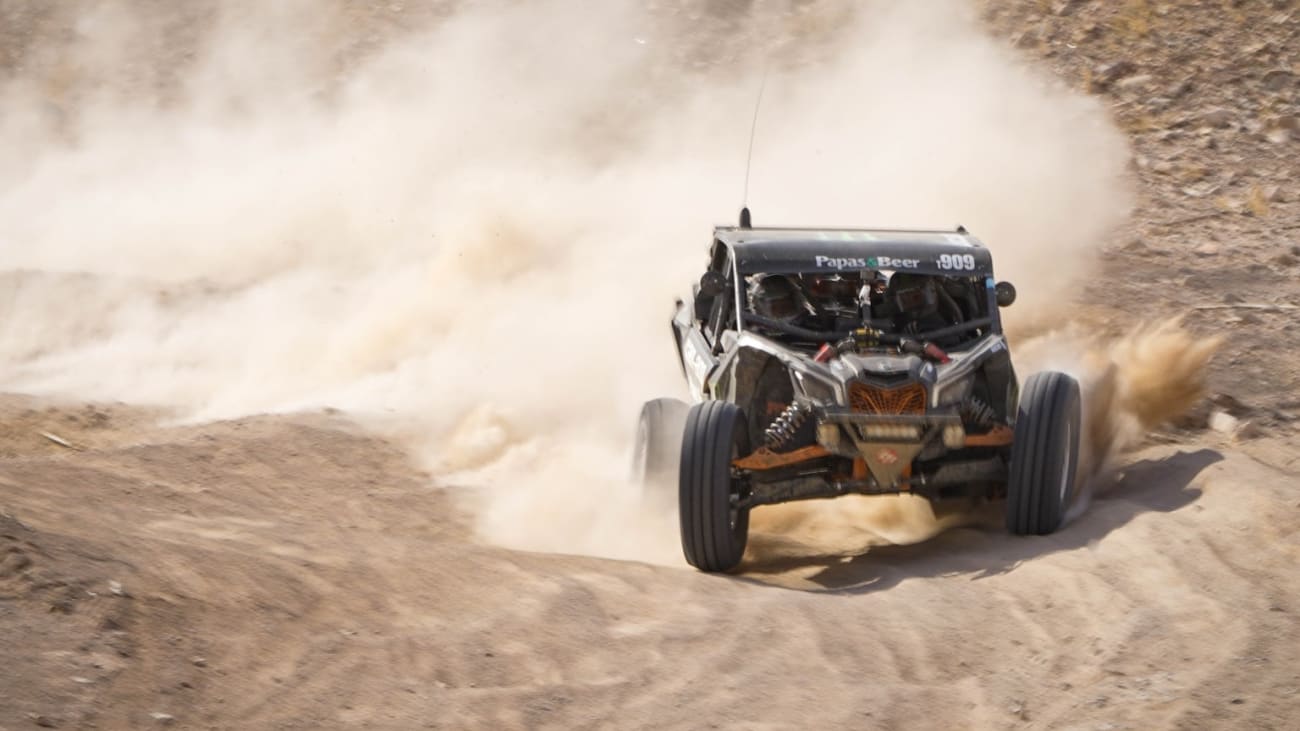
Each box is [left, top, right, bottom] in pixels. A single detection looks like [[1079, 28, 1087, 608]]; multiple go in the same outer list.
[[633, 218, 1081, 573]]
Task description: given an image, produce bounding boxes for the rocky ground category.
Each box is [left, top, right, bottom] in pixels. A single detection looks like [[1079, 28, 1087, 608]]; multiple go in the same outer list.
[[985, 0, 1300, 409], [980, 0, 1300, 488], [2, 1, 1299, 729]]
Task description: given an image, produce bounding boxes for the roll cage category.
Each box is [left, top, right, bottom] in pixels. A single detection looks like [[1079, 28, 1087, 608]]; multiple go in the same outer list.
[[693, 226, 1006, 351]]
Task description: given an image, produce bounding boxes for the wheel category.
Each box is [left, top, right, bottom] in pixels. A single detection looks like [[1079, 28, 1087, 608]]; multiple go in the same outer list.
[[679, 401, 751, 572], [631, 398, 689, 500], [1006, 371, 1081, 535]]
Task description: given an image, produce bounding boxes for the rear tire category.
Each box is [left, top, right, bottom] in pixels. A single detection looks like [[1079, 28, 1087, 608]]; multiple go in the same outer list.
[[1006, 371, 1081, 535], [679, 401, 750, 572], [631, 398, 689, 500]]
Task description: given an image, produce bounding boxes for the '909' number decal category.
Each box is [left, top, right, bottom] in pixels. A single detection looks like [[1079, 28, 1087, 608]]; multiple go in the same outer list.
[[937, 254, 976, 270]]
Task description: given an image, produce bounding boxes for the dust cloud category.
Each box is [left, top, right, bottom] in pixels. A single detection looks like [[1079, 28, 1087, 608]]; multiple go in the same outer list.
[[1023, 319, 1222, 524], [1, 1, 1162, 564]]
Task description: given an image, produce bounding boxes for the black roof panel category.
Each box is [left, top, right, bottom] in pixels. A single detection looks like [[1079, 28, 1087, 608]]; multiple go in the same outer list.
[[715, 226, 994, 276]]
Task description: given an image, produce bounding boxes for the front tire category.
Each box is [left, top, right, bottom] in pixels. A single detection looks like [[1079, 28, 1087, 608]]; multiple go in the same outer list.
[[679, 401, 750, 572], [631, 398, 689, 501], [1006, 371, 1081, 535]]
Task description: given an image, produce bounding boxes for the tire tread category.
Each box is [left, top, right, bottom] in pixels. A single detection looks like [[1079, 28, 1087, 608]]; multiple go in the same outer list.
[[1007, 372, 1081, 536], [679, 401, 749, 572]]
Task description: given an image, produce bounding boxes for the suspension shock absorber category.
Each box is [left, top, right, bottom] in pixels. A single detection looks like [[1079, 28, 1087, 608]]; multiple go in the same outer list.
[[961, 395, 997, 427], [764, 401, 812, 448]]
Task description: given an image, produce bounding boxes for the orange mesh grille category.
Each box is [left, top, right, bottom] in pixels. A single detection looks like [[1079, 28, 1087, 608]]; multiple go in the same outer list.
[[849, 381, 927, 415]]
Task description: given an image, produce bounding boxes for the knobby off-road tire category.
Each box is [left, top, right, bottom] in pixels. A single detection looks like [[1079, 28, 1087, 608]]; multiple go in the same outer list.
[[631, 398, 689, 502], [1006, 371, 1081, 535], [679, 401, 750, 572]]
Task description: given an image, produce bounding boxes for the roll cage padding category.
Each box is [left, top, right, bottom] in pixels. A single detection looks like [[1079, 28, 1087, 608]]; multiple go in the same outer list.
[[740, 313, 994, 345]]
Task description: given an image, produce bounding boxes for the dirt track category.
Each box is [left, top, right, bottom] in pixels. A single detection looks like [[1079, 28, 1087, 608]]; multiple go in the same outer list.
[[2, 396, 1298, 729], [3, 1, 1300, 729]]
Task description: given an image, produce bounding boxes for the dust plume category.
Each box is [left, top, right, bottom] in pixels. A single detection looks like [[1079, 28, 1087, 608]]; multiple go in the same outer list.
[[0, 0, 1161, 564], [1013, 319, 1221, 477]]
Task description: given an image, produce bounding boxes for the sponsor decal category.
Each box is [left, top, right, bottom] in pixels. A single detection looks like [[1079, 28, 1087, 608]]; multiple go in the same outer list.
[[814, 255, 868, 270], [872, 256, 921, 269], [876, 447, 899, 465], [936, 253, 978, 270], [682, 338, 712, 385], [814, 255, 920, 270]]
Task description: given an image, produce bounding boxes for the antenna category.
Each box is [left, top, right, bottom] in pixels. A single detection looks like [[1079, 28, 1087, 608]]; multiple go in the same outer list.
[[739, 66, 769, 229]]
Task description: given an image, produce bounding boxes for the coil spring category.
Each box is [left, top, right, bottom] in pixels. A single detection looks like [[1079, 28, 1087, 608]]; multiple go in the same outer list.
[[961, 395, 997, 427], [764, 401, 811, 448]]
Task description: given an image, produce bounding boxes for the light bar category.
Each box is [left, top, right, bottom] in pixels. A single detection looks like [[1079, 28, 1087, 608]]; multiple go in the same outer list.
[[857, 424, 922, 440]]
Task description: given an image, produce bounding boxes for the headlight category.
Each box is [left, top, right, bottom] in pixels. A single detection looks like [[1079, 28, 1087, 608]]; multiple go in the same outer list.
[[942, 424, 966, 448], [931, 374, 973, 407]]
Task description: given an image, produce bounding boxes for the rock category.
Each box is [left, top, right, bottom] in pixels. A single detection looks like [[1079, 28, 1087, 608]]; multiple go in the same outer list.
[[1150, 159, 1174, 174], [109, 580, 125, 596], [28, 714, 59, 728], [1093, 60, 1138, 90], [1200, 108, 1234, 128], [191, 656, 207, 667], [1210, 393, 1253, 416], [1115, 74, 1154, 90], [1236, 421, 1265, 440], [1122, 237, 1150, 253], [1, 550, 32, 574], [149, 712, 175, 725], [1260, 184, 1282, 202], [1262, 69, 1294, 91], [1264, 116, 1297, 141], [1072, 23, 1103, 44], [1209, 410, 1240, 434], [1193, 241, 1220, 255], [1181, 183, 1218, 198], [1244, 41, 1273, 56]]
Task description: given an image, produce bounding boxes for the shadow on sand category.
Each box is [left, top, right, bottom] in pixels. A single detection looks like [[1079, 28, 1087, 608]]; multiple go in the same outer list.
[[736, 448, 1223, 594]]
